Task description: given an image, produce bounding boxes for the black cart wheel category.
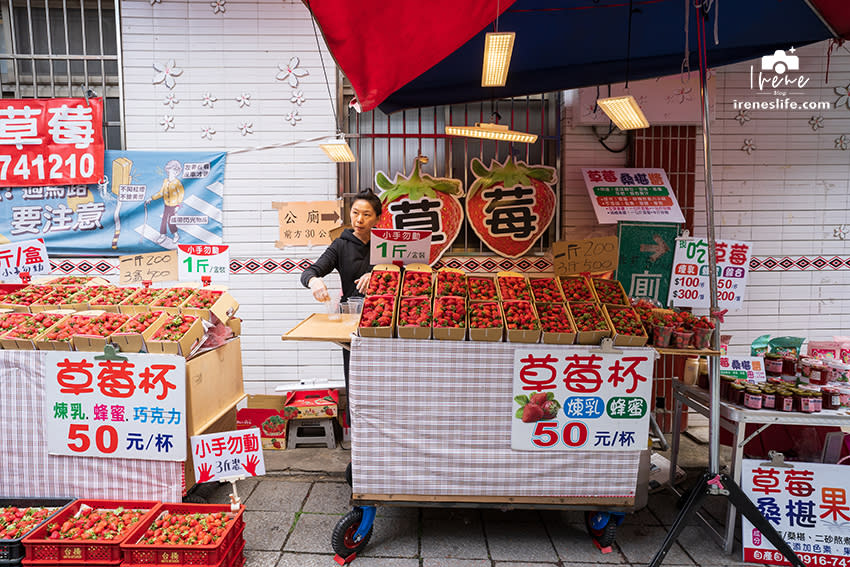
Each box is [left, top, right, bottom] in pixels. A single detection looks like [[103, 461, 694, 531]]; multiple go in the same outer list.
[[332, 508, 373, 557], [345, 461, 353, 487], [585, 511, 618, 548]]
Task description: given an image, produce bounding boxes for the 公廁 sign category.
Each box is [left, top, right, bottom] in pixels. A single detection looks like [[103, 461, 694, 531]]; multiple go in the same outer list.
[[0, 98, 104, 187]]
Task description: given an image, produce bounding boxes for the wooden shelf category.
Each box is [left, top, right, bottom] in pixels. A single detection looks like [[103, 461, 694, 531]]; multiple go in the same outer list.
[[654, 347, 722, 356]]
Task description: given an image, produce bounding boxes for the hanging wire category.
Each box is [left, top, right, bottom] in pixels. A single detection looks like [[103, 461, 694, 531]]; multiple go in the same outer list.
[[306, 1, 340, 134], [625, 0, 633, 89]]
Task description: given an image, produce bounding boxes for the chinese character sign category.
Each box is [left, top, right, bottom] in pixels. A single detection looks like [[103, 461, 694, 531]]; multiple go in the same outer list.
[[190, 428, 266, 483], [718, 356, 767, 383], [511, 347, 654, 451], [370, 229, 431, 265], [44, 351, 186, 461], [0, 97, 103, 187], [0, 238, 50, 281], [178, 244, 230, 281], [668, 237, 753, 310], [374, 159, 464, 265], [742, 459, 850, 566], [467, 157, 557, 259], [0, 150, 225, 256], [582, 168, 686, 224], [272, 200, 341, 247]]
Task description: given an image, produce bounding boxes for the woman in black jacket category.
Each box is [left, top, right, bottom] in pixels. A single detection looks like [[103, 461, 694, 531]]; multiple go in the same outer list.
[[300, 189, 382, 410]]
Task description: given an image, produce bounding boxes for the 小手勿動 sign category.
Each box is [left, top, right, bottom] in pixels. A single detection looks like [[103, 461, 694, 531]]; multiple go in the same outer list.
[[0, 97, 104, 187], [511, 346, 654, 451], [0, 238, 49, 281], [44, 351, 186, 461], [272, 200, 341, 248], [582, 168, 685, 224], [178, 244, 229, 281], [190, 427, 266, 483], [667, 237, 753, 310], [741, 459, 850, 566], [718, 356, 767, 383], [369, 228, 431, 265]]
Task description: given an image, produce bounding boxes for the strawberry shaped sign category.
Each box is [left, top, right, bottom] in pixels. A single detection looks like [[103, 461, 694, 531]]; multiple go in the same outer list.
[[374, 158, 464, 265], [467, 157, 557, 258]]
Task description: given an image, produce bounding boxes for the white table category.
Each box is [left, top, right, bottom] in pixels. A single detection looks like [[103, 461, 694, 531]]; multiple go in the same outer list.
[[670, 381, 850, 553]]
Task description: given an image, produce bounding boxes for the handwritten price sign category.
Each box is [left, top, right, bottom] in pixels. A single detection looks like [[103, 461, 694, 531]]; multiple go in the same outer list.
[[190, 427, 266, 483], [44, 351, 186, 461], [667, 237, 752, 310], [0, 238, 50, 281], [553, 236, 618, 276], [119, 250, 178, 285]]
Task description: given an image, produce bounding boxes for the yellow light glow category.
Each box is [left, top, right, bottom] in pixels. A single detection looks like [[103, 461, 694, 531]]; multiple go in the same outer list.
[[596, 95, 650, 130], [482, 32, 515, 87], [445, 122, 538, 144], [319, 140, 356, 162]]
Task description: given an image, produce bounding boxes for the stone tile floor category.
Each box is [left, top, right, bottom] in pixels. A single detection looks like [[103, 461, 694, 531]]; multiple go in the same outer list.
[[198, 471, 759, 567]]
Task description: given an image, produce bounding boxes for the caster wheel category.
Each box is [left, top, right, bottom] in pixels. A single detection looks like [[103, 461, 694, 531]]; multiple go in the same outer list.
[[332, 508, 373, 557], [345, 461, 352, 487], [585, 511, 618, 548]]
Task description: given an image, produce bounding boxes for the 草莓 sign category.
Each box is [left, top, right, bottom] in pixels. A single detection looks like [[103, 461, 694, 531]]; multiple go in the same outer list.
[[667, 237, 753, 310]]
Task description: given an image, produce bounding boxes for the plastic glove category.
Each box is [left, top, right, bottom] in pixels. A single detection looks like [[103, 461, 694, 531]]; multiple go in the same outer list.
[[355, 273, 371, 294], [308, 277, 330, 302]]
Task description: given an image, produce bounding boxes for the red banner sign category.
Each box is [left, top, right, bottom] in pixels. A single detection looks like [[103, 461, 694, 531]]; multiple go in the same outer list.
[[0, 97, 104, 187]]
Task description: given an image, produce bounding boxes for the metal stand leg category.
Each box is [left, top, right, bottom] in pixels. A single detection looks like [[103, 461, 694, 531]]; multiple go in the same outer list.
[[670, 397, 683, 486], [723, 420, 746, 553]]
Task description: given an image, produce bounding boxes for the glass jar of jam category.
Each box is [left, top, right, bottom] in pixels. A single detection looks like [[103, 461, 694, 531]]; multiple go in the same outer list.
[[744, 388, 763, 410], [782, 356, 797, 376], [810, 364, 829, 385], [764, 354, 783, 376], [776, 390, 794, 412], [822, 387, 841, 410], [812, 391, 822, 413], [799, 358, 813, 378], [720, 375, 736, 400], [799, 392, 814, 413], [730, 383, 746, 406], [762, 388, 776, 410]]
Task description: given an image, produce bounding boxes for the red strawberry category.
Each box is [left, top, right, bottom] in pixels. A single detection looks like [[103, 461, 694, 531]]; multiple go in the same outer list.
[[521, 403, 544, 423], [374, 158, 464, 265], [466, 157, 557, 258], [529, 392, 548, 405], [541, 399, 561, 419]]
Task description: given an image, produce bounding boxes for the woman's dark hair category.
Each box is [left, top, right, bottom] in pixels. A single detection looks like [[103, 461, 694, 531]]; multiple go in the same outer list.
[[352, 188, 382, 217]]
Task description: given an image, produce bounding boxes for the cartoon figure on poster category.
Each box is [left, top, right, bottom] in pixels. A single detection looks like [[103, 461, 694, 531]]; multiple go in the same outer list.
[[145, 159, 185, 246]]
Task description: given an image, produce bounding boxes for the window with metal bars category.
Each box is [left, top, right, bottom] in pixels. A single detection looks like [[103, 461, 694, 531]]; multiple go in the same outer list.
[[0, 0, 122, 149], [344, 92, 561, 255]]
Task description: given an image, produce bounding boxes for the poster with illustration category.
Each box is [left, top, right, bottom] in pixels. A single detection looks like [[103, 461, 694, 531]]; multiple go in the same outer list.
[[0, 150, 225, 256]]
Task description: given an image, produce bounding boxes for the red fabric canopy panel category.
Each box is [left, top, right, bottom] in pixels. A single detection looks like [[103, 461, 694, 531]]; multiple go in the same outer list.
[[810, 0, 850, 38]]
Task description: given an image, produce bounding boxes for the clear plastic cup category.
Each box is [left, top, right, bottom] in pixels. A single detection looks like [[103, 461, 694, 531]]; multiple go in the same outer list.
[[326, 297, 341, 320], [347, 297, 364, 314]]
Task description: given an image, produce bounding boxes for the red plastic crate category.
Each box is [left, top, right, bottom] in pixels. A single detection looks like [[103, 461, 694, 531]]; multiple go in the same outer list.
[[122, 533, 244, 567], [0, 498, 74, 562], [21, 499, 158, 565], [120, 503, 244, 566]]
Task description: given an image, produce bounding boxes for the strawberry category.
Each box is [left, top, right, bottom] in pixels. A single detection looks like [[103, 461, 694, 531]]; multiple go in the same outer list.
[[560, 277, 595, 301], [374, 158, 464, 265], [537, 303, 573, 333], [521, 403, 544, 423], [530, 277, 564, 303], [529, 392, 548, 405], [569, 302, 609, 332], [466, 157, 557, 258], [541, 399, 561, 419], [367, 271, 400, 295], [401, 270, 431, 296], [498, 276, 531, 301], [435, 270, 466, 297], [359, 296, 395, 328], [607, 306, 646, 337], [503, 300, 539, 330], [592, 279, 628, 305], [433, 296, 466, 328], [467, 277, 497, 301], [398, 297, 431, 327], [468, 302, 502, 328]]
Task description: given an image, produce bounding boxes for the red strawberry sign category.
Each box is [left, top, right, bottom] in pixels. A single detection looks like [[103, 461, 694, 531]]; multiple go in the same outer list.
[[467, 156, 557, 258], [374, 158, 464, 265]]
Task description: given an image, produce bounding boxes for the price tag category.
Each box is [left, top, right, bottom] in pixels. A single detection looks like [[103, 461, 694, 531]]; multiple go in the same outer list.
[[667, 237, 752, 310], [190, 428, 266, 483], [370, 229, 431, 266], [177, 244, 229, 281], [119, 250, 178, 285], [553, 236, 618, 276], [0, 238, 50, 281], [44, 351, 186, 461]]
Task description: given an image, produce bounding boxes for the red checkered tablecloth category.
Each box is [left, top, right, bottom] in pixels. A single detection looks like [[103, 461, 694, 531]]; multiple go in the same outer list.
[[350, 336, 642, 499], [0, 350, 183, 501]]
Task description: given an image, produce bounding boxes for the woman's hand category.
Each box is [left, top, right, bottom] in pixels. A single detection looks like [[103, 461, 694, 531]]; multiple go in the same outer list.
[[355, 273, 371, 294], [308, 277, 330, 302]]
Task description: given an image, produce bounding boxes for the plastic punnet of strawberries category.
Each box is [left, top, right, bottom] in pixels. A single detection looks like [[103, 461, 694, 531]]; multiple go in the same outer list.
[[151, 314, 197, 341], [569, 302, 609, 332], [359, 296, 394, 328], [137, 511, 233, 546], [498, 277, 531, 301], [398, 297, 431, 327], [693, 315, 715, 330], [5, 313, 63, 339], [185, 289, 222, 309], [46, 506, 145, 540], [559, 277, 594, 301], [503, 300, 539, 330], [0, 506, 53, 539], [607, 306, 646, 336], [593, 279, 628, 304], [93, 287, 138, 305], [366, 271, 399, 296], [153, 288, 196, 308], [124, 288, 163, 305], [631, 298, 658, 327], [537, 303, 573, 333], [116, 311, 164, 334], [468, 302, 502, 328], [435, 271, 466, 297], [433, 296, 466, 328], [467, 277, 497, 301], [401, 271, 431, 296], [530, 277, 564, 303]]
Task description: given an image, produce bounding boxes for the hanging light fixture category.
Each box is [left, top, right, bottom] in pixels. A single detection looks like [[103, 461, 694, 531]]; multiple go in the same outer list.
[[445, 122, 537, 143], [319, 137, 356, 162], [481, 31, 515, 87], [596, 0, 649, 131]]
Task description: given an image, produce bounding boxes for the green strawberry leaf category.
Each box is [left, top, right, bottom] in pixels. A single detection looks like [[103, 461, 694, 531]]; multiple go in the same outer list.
[[471, 158, 490, 178], [469, 155, 557, 192], [515, 408, 524, 419], [546, 392, 555, 401], [375, 171, 394, 191], [514, 394, 529, 406], [375, 159, 464, 204]]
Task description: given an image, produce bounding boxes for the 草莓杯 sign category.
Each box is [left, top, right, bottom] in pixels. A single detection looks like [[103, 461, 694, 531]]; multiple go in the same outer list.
[[511, 347, 654, 451], [667, 237, 753, 310], [0, 98, 104, 187]]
